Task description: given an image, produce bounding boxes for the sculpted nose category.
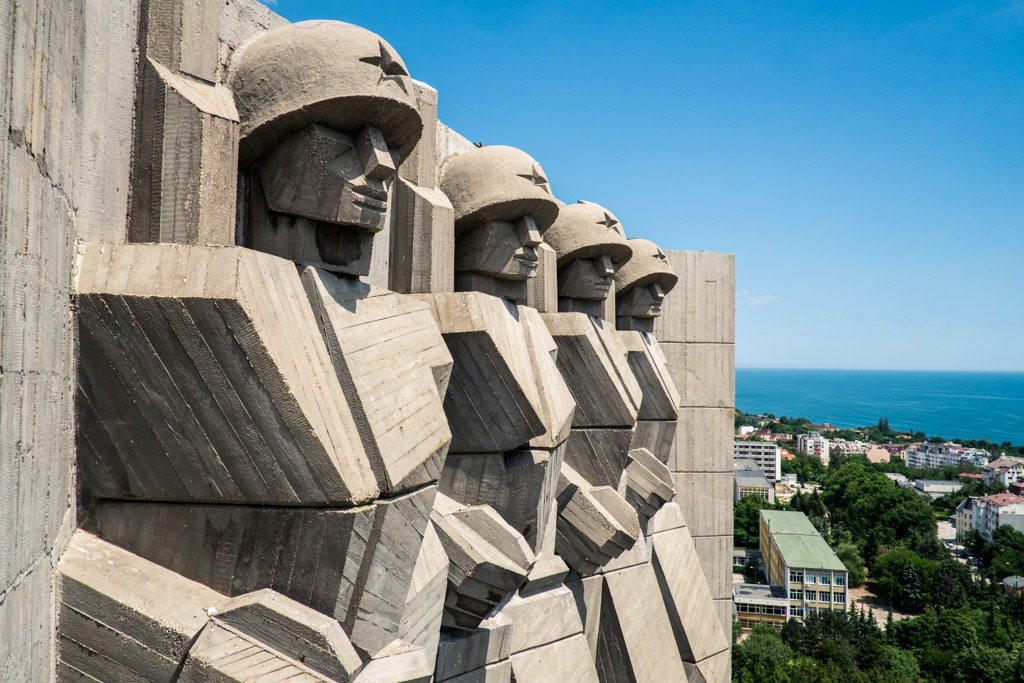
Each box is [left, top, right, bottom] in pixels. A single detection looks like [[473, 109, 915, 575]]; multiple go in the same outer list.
[[596, 255, 615, 277], [357, 126, 397, 181], [651, 281, 666, 301], [516, 215, 542, 248]]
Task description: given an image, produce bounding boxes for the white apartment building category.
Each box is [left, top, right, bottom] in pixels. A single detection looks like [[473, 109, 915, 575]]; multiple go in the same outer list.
[[734, 441, 783, 482], [905, 444, 992, 470], [983, 458, 1024, 487], [797, 433, 830, 465], [973, 493, 1024, 541]]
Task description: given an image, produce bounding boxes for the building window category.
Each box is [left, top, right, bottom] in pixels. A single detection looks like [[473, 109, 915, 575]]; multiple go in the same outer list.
[[791, 606, 803, 618], [834, 575, 845, 587], [805, 590, 816, 602], [790, 590, 803, 601], [834, 592, 845, 603], [790, 571, 803, 584], [805, 573, 816, 584], [819, 574, 831, 585]]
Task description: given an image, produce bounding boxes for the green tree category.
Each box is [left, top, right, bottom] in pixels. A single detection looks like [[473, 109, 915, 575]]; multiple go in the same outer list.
[[733, 495, 789, 548], [733, 625, 794, 683]]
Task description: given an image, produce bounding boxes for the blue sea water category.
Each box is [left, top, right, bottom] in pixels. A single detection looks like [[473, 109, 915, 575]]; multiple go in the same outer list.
[[735, 369, 1024, 446]]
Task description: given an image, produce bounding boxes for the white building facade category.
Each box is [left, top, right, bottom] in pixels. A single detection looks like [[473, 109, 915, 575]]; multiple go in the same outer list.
[[797, 433, 830, 465], [734, 441, 783, 482]]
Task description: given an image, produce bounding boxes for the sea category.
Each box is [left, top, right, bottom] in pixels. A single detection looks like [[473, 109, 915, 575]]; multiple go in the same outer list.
[[735, 369, 1024, 446]]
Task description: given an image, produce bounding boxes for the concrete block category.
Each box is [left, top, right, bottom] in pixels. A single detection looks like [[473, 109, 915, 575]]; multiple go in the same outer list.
[[302, 267, 453, 494], [597, 563, 689, 683], [178, 621, 336, 682], [127, 57, 239, 245], [415, 292, 546, 453], [490, 583, 582, 654], [442, 660, 512, 683], [713, 599, 733, 644], [542, 312, 642, 428], [686, 648, 731, 683], [519, 305, 576, 449], [566, 574, 603, 660], [56, 531, 224, 683], [508, 634, 600, 683], [653, 251, 735, 345], [671, 472, 733, 538], [646, 501, 688, 536], [556, 464, 640, 575], [434, 615, 513, 681], [431, 494, 533, 629], [352, 640, 433, 683], [76, 243, 379, 506], [564, 427, 635, 490], [618, 331, 679, 420], [599, 527, 651, 574], [620, 448, 675, 528], [440, 445, 564, 555], [519, 553, 569, 596], [398, 523, 448, 664], [669, 408, 733, 473], [631, 418, 677, 465], [88, 485, 436, 659], [214, 589, 362, 681], [690, 536, 733, 600], [660, 342, 735, 409], [391, 179, 456, 294], [650, 525, 729, 664], [525, 243, 558, 313]]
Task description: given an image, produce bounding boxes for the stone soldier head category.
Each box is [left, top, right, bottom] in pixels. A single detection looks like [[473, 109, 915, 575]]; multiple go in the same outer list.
[[614, 238, 677, 329], [231, 21, 423, 275], [439, 145, 560, 302], [543, 200, 633, 315]]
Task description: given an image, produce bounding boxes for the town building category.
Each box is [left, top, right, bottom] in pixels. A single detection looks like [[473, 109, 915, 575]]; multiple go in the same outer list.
[[732, 583, 789, 630], [955, 497, 974, 544], [734, 441, 782, 482], [983, 458, 1024, 487], [904, 444, 991, 470], [884, 472, 910, 487], [866, 447, 890, 464], [759, 510, 848, 621], [735, 460, 775, 503], [973, 493, 1024, 541], [797, 433, 830, 465], [914, 479, 963, 499]]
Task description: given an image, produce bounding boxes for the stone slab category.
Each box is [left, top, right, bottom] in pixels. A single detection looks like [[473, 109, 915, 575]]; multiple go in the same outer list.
[[434, 614, 513, 681], [670, 471, 733, 537], [660, 342, 735, 409], [597, 563, 689, 683], [508, 634, 600, 683], [690, 535, 734, 600], [669, 408, 733, 473], [650, 525, 729, 663], [653, 251, 735, 345]]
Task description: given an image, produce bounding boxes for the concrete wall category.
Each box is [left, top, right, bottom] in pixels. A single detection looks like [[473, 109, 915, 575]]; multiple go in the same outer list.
[[0, 0, 94, 678], [655, 251, 736, 642], [0, 1, 280, 679]]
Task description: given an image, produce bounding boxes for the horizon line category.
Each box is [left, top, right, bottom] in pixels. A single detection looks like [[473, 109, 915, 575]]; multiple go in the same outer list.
[[736, 366, 1024, 374]]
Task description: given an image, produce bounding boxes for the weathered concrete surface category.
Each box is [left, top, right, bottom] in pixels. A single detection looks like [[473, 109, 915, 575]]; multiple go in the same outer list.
[[86, 485, 438, 659], [56, 531, 224, 683], [1, 0, 89, 677], [657, 250, 736, 641]]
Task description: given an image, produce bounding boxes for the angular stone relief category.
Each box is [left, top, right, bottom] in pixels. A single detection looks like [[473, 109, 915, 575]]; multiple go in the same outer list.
[[48, 4, 733, 681]]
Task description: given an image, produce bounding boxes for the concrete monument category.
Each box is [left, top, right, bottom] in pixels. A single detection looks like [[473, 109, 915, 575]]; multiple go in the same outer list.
[[0, 1, 735, 680]]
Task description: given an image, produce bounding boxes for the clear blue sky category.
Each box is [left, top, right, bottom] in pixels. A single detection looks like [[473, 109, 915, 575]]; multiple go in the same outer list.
[[272, 0, 1024, 372]]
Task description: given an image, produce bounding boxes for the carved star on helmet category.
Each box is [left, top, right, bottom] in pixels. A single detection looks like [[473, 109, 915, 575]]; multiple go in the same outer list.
[[655, 248, 667, 260], [517, 166, 549, 194], [360, 41, 409, 92], [597, 212, 619, 230]]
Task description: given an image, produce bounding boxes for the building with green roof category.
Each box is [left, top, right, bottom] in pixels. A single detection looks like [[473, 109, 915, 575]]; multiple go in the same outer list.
[[758, 510, 848, 622]]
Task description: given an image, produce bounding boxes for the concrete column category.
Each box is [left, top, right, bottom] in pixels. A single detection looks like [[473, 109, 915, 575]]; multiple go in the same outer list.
[[654, 251, 736, 642]]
